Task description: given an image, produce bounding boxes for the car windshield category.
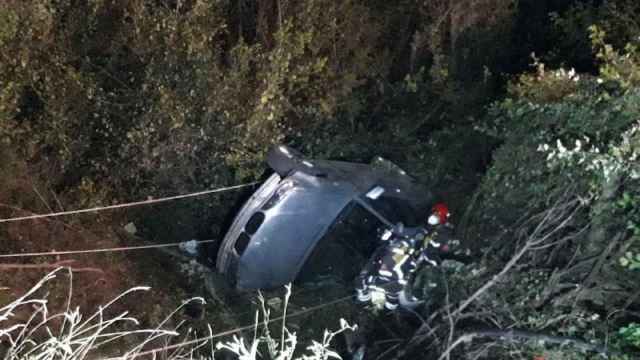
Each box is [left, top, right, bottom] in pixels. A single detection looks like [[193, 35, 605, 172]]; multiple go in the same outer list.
[[296, 202, 383, 285]]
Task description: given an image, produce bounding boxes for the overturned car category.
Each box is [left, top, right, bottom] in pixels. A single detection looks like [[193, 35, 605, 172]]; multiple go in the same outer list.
[[216, 145, 433, 290]]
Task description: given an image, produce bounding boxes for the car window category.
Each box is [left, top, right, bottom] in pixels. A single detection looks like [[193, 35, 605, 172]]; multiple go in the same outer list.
[[366, 194, 420, 226], [296, 202, 383, 285]]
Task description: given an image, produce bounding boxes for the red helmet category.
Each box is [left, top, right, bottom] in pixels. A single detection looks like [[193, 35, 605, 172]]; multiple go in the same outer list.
[[429, 203, 450, 225]]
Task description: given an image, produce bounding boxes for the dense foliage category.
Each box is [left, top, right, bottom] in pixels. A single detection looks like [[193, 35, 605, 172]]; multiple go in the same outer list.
[[0, 0, 505, 239], [1, 0, 640, 359], [456, 24, 640, 358]]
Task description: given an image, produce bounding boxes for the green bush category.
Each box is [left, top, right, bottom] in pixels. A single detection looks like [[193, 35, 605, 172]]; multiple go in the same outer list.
[[547, 0, 640, 71], [619, 323, 640, 349], [0, 0, 398, 238], [458, 30, 640, 358]]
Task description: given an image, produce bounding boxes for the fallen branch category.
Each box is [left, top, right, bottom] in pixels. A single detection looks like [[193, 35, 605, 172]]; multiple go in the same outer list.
[[453, 198, 582, 318], [437, 329, 619, 360], [397, 193, 583, 359]]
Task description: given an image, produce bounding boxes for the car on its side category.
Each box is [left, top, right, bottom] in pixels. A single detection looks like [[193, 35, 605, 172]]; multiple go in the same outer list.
[[216, 145, 433, 290]]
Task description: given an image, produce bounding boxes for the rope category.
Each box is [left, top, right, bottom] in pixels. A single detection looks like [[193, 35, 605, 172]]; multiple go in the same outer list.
[[0, 182, 259, 224], [0, 240, 217, 258], [109, 294, 355, 360], [0, 179, 356, 359]]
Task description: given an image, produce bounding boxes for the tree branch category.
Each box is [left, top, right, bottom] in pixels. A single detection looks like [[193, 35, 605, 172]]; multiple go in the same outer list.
[[437, 329, 620, 360]]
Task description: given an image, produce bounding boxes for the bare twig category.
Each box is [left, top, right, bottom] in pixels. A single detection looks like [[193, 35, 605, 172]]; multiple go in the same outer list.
[[453, 198, 581, 318], [583, 233, 623, 286], [530, 224, 589, 251], [442, 271, 455, 360], [375, 342, 403, 360], [400, 193, 583, 360], [50, 188, 66, 212], [31, 183, 54, 214], [436, 331, 475, 360], [437, 329, 617, 360]]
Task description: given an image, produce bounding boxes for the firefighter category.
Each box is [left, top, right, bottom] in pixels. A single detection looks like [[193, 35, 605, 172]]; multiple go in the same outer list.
[[355, 203, 453, 310], [426, 202, 454, 252]]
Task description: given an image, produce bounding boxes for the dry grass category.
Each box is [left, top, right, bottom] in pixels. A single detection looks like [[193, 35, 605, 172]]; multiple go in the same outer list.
[[0, 269, 355, 360]]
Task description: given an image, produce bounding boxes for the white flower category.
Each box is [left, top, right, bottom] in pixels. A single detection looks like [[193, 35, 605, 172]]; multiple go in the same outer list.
[[557, 139, 567, 153], [542, 144, 550, 152], [547, 151, 556, 161]]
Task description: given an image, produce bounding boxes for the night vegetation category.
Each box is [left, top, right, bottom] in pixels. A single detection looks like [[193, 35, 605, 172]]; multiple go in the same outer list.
[[1, 0, 639, 359]]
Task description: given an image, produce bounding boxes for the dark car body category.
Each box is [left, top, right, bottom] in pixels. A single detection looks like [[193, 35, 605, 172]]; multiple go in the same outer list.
[[216, 145, 433, 290]]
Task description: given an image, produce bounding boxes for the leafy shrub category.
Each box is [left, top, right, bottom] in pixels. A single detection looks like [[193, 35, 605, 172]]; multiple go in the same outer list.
[[459, 28, 640, 359], [0, 0, 519, 241], [619, 323, 640, 349], [590, 25, 640, 90], [0, 0, 393, 239], [507, 56, 581, 104], [548, 0, 640, 71]]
